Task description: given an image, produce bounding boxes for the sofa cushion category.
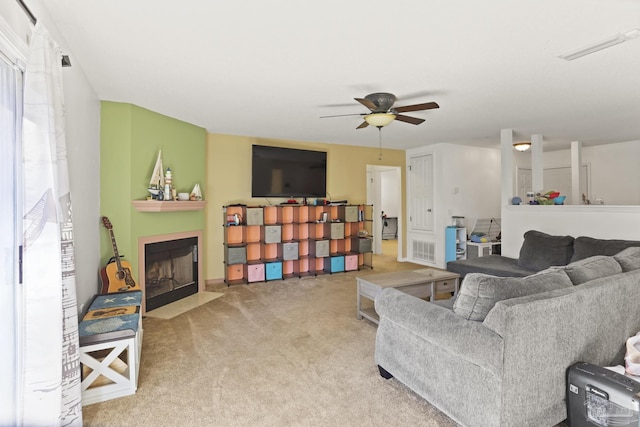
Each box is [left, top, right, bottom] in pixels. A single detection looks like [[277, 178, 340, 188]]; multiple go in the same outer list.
[[614, 247, 640, 272], [571, 236, 640, 263], [517, 230, 575, 271], [452, 268, 573, 321], [562, 255, 623, 285], [432, 297, 456, 310], [447, 255, 535, 279]]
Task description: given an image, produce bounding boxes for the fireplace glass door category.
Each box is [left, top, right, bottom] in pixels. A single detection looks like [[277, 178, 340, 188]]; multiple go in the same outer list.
[[144, 237, 198, 311]]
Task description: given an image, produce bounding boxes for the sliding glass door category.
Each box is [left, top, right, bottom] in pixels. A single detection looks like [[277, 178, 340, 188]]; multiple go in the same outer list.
[[0, 48, 23, 427]]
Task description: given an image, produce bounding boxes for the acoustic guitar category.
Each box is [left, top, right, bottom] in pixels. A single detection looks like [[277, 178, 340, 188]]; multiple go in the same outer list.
[[99, 216, 140, 293]]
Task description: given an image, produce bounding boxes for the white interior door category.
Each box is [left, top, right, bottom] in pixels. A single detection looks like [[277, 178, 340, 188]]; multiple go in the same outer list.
[[409, 154, 434, 232]]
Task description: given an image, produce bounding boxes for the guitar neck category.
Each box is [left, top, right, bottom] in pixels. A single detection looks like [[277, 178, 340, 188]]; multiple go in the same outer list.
[[109, 229, 123, 270]]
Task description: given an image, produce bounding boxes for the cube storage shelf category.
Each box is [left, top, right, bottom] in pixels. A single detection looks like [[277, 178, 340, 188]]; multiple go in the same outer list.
[[223, 204, 374, 285]]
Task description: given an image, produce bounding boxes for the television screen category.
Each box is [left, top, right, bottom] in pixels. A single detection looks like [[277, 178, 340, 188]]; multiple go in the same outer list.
[[251, 145, 327, 198]]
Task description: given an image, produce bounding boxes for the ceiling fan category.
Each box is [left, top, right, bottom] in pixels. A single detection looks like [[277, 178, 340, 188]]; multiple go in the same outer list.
[[321, 92, 439, 129]]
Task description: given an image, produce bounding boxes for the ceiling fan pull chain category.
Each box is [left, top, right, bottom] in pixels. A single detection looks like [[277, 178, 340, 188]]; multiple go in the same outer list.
[[378, 127, 382, 160]]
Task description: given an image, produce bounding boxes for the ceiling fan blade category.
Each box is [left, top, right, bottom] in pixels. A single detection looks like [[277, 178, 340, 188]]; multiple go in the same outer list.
[[356, 121, 369, 129], [320, 113, 365, 118], [396, 90, 445, 101], [395, 115, 425, 125], [320, 102, 360, 108], [393, 102, 440, 113], [354, 97, 378, 111]]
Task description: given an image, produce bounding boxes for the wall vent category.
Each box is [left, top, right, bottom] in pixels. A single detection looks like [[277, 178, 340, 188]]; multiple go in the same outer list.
[[411, 239, 435, 263]]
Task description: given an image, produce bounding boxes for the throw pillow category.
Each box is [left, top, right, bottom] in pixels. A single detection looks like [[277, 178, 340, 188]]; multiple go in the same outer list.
[[614, 247, 640, 272], [563, 255, 623, 285], [452, 268, 573, 321], [517, 230, 575, 271], [571, 236, 640, 263]]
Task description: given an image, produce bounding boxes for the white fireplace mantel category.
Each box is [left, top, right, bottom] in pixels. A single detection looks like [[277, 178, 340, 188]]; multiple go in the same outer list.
[[132, 200, 206, 212]]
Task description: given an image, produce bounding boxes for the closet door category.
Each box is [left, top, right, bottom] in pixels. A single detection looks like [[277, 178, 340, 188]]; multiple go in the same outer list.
[[409, 154, 434, 232]]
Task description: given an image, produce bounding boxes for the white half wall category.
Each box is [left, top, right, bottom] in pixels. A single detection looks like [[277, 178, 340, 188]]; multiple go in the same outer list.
[[501, 205, 640, 258]]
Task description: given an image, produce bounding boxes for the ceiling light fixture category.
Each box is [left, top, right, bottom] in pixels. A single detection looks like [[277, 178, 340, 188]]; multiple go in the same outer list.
[[364, 113, 396, 128], [558, 28, 640, 61], [513, 142, 531, 152]]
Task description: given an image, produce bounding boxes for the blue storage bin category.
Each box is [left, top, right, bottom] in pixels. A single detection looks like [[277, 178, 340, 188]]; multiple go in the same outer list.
[[265, 261, 283, 280], [325, 255, 345, 273]]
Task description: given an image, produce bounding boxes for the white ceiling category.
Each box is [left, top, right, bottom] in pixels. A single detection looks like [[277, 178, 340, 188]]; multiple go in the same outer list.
[[39, 0, 640, 151]]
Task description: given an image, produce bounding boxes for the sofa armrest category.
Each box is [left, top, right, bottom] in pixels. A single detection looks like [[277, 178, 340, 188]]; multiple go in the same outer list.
[[375, 288, 503, 375], [482, 286, 576, 337]]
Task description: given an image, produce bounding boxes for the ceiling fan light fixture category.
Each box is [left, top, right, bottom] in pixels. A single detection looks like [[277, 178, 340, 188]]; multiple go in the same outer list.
[[513, 142, 531, 152], [364, 113, 396, 127]]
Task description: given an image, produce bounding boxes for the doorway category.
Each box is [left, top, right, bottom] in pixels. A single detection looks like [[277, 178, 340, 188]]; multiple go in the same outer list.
[[366, 165, 402, 260]]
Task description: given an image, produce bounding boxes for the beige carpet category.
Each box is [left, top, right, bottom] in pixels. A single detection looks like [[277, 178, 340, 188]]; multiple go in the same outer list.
[[144, 291, 225, 320], [81, 242, 566, 426]]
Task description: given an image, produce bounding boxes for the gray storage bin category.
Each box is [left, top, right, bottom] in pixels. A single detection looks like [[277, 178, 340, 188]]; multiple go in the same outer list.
[[264, 225, 282, 243]]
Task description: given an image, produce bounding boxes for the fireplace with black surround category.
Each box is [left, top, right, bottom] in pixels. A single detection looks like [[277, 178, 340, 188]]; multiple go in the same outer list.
[[143, 236, 198, 312]]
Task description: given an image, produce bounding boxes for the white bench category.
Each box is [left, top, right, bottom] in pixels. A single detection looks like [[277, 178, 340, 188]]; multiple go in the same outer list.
[[78, 291, 143, 405]]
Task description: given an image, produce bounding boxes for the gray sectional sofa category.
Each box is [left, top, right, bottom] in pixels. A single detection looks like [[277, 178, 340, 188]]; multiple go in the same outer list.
[[447, 230, 640, 279], [375, 246, 640, 426]]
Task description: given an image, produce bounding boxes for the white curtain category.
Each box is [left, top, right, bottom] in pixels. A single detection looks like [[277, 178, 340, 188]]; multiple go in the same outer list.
[[21, 22, 82, 426]]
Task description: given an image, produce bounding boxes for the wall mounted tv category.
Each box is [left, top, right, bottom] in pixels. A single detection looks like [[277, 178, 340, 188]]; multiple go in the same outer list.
[[251, 145, 327, 198]]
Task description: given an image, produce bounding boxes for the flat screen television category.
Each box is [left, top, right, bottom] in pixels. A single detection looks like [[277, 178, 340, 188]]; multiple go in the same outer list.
[[251, 145, 327, 198]]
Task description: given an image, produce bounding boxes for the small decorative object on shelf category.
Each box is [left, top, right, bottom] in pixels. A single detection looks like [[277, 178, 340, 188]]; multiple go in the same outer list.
[[526, 192, 535, 204], [451, 216, 465, 227], [164, 168, 173, 201], [530, 190, 564, 205], [227, 213, 242, 226], [136, 151, 205, 210], [190, 183, 202, 201], [148, 150, 165, 200]]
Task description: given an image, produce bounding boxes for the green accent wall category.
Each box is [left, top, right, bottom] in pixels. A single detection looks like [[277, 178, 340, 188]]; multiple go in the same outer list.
[[100, 102, 207, 282]]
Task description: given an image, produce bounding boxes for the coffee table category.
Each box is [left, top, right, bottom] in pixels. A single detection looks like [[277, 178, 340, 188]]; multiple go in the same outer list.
[[356, 268, 460, 324]]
